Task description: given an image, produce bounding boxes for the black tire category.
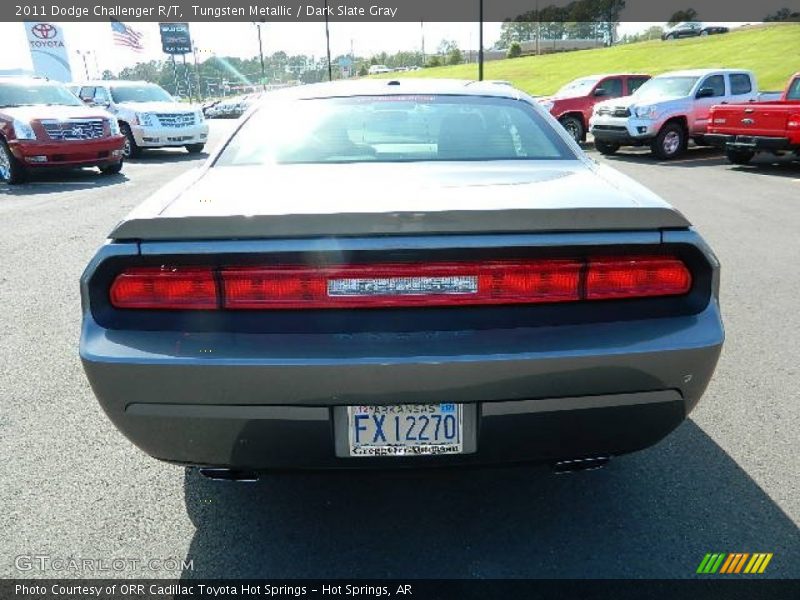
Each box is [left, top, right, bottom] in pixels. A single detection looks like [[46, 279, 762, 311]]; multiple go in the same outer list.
[[594, 140, 620, 155], [185, 143, 205, 154], [559, 115, 585, 143], [725, 148, 755, 165], [651, 122, 686, 159], [120, 123, 141, 159], [99, 160, 123, 175], [666, 33, 676, 40], [0, 138, 27, 184]]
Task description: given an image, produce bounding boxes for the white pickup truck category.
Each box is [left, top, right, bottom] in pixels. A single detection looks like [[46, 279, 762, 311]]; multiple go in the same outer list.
[[589, 69, 778, 159], [74, 81, 208, 158]]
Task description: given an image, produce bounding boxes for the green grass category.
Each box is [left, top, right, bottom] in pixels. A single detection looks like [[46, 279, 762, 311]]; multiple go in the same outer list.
[[376, 23, 800, 95]]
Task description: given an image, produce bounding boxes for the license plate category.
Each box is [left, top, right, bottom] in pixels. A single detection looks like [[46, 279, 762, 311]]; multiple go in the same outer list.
[[347, 403, 463, 457]]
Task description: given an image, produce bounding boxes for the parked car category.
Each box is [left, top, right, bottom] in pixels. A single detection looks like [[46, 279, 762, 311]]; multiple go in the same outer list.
[[207, 94, 257, 119], [537, 73, 651, 142], [705, 72, 800, 165], [201, 99, 221, 118], [0, 77, 125, 185], [73, 81, 209, 158], [589, 69, 762, 159], [80, 79, 723, 476], [368, 65, 391, 75], [661, 22, 729, 40]]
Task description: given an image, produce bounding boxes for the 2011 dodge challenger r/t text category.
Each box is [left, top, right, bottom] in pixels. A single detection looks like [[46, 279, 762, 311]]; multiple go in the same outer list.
[[79, 80, 724, 476]]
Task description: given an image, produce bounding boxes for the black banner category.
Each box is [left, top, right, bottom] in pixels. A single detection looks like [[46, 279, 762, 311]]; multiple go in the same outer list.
[[5, 0, 800, 22], [4, 580, 800, 600]]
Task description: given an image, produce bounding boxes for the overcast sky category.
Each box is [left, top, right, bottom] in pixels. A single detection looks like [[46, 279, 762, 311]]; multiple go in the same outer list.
[[0, 21, 717, 78]]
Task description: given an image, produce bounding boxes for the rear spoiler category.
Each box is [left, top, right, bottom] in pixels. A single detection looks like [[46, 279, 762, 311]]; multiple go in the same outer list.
[[110, 207, 690, 241]]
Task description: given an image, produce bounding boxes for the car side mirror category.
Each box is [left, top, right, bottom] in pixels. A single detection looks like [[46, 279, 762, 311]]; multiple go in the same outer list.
[[696, 87, 715, 98], [593, 88, 608, 97]]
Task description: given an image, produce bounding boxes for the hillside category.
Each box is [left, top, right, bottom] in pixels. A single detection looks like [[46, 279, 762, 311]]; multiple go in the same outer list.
[[376, 24, 800, 94]]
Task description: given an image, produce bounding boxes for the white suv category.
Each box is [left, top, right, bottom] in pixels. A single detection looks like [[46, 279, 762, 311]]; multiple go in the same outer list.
[[74, 81, 209, 158]]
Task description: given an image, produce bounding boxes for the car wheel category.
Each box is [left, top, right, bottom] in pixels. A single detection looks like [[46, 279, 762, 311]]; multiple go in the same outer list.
[[99, 160, 123, 175], [0, 138, 27, 185], [185, 143, 205, 154], [651, 123, 686, 159], [594, 140, 620, 155], [666, 33, 675, 40], [725, 148, 755, 165], [700, 30, 709, 36], [120, 123, 141, 159], [559, 116, 585, 143]]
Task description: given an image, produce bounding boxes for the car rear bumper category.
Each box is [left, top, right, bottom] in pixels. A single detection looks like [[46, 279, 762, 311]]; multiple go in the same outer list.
[[10, 137, 125, 168], [704, 133, 796, 151], [131, 123, 209, 148], [80, 302, 724, 469]]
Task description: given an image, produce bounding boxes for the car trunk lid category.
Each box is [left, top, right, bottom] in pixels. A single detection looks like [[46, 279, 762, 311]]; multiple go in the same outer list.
[[110, 161, 690, 241]]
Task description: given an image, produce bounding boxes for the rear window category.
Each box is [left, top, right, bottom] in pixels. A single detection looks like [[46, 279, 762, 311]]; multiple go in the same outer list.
[[730, 74, 752, 95], [786, 77, 800, 101], [216, 95, 575, 165], [627, 77, 649, 94]]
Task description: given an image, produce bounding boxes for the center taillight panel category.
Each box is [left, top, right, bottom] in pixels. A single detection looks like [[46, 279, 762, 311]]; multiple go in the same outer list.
[[108, 256, 692, 310]]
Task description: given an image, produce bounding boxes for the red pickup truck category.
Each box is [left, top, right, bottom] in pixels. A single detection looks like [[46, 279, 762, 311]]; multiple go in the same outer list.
[[537, 73, 651, 142], [706, 72, 800, 165]]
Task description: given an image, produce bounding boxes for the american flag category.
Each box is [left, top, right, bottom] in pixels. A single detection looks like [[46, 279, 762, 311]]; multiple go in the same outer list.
[[111, 19, 144, 52]]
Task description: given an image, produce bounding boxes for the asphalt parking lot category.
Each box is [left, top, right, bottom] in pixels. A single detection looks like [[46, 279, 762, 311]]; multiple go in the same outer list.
[[1, 119, 798, 579]]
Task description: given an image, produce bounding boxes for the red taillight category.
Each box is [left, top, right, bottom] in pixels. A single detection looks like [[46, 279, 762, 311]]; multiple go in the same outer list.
[[586, 256, 692, 300], [109, 256, 692, 310], [221, 261, 582, 309], [109, 267, 217, 309]]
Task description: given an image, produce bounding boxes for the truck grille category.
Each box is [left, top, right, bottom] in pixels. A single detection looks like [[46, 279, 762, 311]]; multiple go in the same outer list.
[[596, 106, 631, 118], [592, 125, 627, 132], [41, 119, 106, 141], [155, 113, 196, 128]]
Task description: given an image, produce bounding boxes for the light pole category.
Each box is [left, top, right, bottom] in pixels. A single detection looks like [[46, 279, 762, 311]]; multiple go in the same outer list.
[[420, 21, 425, 65], [478, 0, 484, 80], [324, 0, 332, 81], [76, 50, 91, 80], [192, 40, 203, 101], [253, 20, 267, 89]]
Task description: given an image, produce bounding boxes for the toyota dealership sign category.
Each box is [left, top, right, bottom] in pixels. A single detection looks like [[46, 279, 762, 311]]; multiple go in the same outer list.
[[24, 21, 72, 81]]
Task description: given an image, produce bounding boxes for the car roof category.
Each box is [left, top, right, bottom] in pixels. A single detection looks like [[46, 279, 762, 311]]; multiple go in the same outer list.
[[0, 77, 60, 85], [77, 80, 156, 87], [568, 73, 650, 81], [655, 69, 748, 77], [256, 78, 528, 101]]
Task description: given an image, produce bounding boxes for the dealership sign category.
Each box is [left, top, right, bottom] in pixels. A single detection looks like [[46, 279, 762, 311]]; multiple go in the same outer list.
[[159, 22, 192, 54], [24, 21, 72, 82]]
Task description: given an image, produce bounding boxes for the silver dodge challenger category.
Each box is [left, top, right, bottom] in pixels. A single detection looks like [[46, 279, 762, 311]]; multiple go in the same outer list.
[[80, 79, 724, 477]]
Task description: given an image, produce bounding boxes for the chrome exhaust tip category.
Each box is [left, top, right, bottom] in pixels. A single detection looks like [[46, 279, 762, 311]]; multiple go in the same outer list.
[[551, 456, 610, 475], [197, 467, 260, 482]]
